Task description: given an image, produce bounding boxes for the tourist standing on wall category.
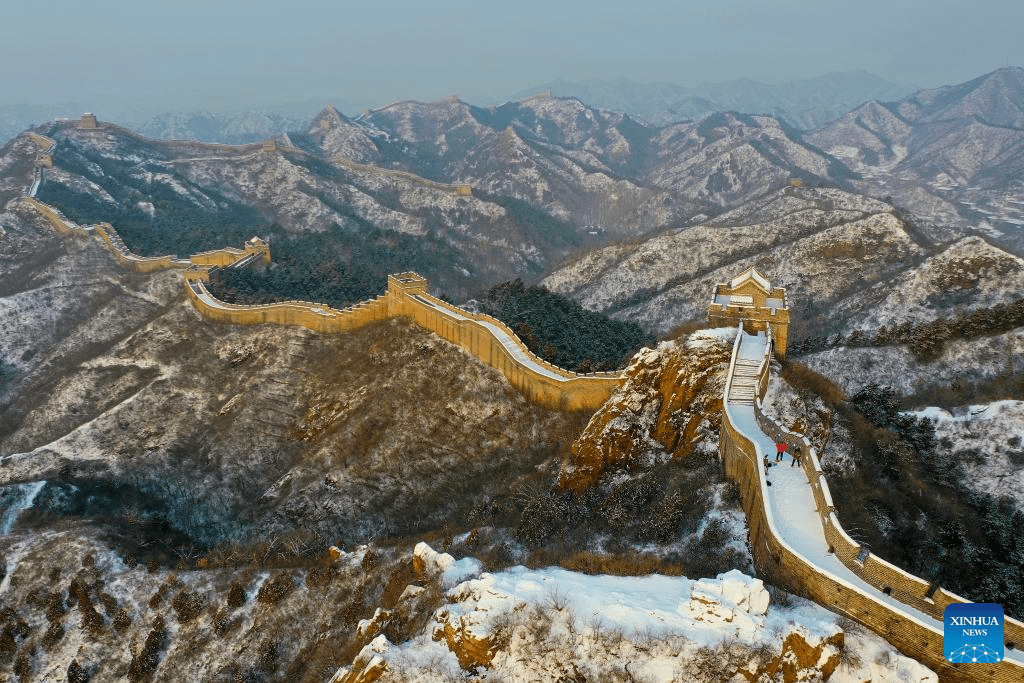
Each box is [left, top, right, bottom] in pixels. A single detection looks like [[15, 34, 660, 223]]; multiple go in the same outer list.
[[763, 455, 771, 475], [775, 442, 787, 462], [791, 448, 802, 468]]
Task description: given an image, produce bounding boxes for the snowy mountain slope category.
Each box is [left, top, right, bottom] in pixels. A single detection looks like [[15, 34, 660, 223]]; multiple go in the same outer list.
[[543, 187, 931, 334], [806, 100, 913, 170], [797, 327, 1024, 397], [646, 112, 855, 210], [910, 401, 1024, 511], [832, 235, 1024, 332], [307, 105, 382, 163], [897, 67, 1024, 129], [807, 67, 1024, 247], [311, 93, 856, 234], [544, 180, 1024, 347], [29, 122, 590, 297]]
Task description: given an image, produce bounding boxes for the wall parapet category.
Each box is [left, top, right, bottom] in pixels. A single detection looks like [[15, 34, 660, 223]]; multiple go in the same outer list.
[[185, 280, 389, 333], [92, 223, 186, 273], [22, 197, 93, 237], [386, 282, 623, 409], [409, 289, 622, 380], [720, 329, 1024, 681]]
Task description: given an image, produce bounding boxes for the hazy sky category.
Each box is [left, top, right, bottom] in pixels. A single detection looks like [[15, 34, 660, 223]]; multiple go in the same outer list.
[[3, 0, 1021, 113]]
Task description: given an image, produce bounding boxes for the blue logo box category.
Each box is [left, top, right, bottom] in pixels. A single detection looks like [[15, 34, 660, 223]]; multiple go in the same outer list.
[[944, 603, 1004, 664]]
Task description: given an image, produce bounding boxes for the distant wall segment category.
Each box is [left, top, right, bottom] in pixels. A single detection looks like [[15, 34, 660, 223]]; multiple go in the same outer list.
[[27, 185, 618, 410], [185, 272, 622, 411]]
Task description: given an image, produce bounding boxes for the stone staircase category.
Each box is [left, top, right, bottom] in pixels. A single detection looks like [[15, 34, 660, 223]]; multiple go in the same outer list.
[[728, 357, 761, 405]]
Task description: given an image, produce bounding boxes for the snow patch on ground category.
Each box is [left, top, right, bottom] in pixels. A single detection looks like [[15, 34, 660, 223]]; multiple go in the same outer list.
[[685, 326, 738, 348], [338, 544, 936, 682]]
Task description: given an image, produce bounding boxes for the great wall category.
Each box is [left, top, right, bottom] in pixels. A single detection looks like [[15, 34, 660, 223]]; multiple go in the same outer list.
[[17, 119, 1024, 681], [20, 123, 620, 411]]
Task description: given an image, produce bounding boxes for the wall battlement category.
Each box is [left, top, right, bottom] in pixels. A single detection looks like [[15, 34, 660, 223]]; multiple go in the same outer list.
[[718, 326, 1024, 682]]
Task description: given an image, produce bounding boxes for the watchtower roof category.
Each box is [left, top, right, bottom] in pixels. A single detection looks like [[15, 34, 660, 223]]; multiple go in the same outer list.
[[729, 266, 771, 293]]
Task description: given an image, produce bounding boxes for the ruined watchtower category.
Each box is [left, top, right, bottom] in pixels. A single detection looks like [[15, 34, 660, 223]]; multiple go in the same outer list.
[[708, 266, 789, 358]]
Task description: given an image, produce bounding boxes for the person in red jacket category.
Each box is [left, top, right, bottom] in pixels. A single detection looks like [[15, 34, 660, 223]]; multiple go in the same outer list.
[[774, 442, 788, 462]]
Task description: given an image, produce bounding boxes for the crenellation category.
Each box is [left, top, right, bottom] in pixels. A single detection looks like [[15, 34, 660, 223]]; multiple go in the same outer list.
[[716, 298, 1024, 681]]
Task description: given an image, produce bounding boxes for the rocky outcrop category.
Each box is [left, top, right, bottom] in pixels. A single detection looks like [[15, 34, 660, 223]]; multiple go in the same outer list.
[[331, 635, 390, 683], [431, 608, 497, 670], [328, 544, 935, 682], [735, 630, 845, 683], [558, 331, 733, 491]]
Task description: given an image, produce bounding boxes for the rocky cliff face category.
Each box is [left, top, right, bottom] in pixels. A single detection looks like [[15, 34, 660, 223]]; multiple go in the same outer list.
[[559, 330, 733, 492]]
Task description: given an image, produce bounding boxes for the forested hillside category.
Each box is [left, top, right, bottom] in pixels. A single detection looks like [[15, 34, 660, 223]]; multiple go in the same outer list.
[[480, 279, 656, 371]]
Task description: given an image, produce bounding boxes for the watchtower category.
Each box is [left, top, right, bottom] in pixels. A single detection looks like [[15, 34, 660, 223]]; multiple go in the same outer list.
[[387, 272, 427, 296], [244, 236, 271, 265], [708, 266, 789, 358], [79, 113, 98, 129], [262, 139, 277, 153]]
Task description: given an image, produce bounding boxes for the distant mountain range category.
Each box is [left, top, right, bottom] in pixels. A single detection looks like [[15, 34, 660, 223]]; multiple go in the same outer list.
[[133, 110, 310, 144], [510, 71, 916, 129], [24, 90, 858, 301], [808, 66, 1024, 252], [1, 70, 913, 146], [15, 66, 1024, 301]]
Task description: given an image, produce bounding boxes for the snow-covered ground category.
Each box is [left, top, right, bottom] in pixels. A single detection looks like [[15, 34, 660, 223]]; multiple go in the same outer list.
[[909, 400, 1024, 510], [334, 543, 937, 682], [800, 327, 1024, 397]]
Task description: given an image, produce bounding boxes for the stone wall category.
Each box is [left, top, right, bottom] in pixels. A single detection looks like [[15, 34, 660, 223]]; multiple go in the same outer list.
[[190, 241, 270, 268], [187, 272, 621, 411], [27, 198, 263, 275], [180, 271, 623, 410], [185, 280, 390, 334], [386, 275, 622, 411], [93, 223, 185, 273], [720, 330, 1024, 682], [22, 197, 93, 238]]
